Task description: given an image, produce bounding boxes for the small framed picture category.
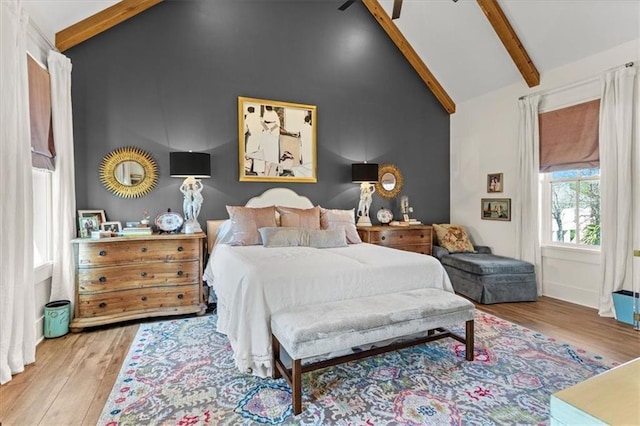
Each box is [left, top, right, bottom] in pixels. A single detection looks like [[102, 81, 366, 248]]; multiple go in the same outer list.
[[78, 216, 100, 238], [78, 209, 106, 226], [101, 221, 122, 233], [487, 173, 503, 193], [481, 198, 511, 221]]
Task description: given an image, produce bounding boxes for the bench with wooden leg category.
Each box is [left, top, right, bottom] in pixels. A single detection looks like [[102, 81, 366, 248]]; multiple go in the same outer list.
[[270, 288, 475, 415]]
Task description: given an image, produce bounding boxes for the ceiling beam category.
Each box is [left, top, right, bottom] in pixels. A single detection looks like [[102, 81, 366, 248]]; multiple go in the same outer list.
[[361, 0, 456, 114], [56, 0, 163, 52], [476, 0, 539, 87]]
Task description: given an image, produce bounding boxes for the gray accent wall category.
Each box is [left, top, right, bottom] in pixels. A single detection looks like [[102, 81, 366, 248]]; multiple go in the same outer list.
[[68, 0, 450, 229]]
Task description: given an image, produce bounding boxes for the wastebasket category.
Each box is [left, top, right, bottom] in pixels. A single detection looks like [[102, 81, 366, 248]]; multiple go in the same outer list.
[[44, 300, 70, 338]]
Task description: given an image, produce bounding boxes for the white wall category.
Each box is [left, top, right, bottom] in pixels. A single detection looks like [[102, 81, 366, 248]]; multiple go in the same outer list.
[[451, 38, 640, 308]]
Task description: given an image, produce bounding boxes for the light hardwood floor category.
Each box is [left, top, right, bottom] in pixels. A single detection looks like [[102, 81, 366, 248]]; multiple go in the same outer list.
[[1, 296, 639, 425]]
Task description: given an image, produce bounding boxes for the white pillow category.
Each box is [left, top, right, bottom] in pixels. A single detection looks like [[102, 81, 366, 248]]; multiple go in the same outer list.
[[215, 220, 235, 245]]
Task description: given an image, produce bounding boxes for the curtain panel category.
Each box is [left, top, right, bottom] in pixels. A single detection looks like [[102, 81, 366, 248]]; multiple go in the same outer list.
[[0, 0, 37, 385], [598, 66, 636, 317], [516, 95, 542, 294], [48, 50, 77, 309]]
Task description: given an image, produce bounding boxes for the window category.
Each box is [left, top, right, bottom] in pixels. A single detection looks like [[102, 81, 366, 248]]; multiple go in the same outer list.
[[32, 168, 53, 267], [541, 168, 600, 247]]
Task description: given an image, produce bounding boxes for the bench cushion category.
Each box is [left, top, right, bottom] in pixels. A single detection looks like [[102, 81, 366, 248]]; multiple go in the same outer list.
[[270, 288, 474, 360], [440, 253, 534, 275]]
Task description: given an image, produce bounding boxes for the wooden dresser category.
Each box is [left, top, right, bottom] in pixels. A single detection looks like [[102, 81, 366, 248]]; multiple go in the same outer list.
[[70, 233, 206, 332], [357, 225, 433, 255]]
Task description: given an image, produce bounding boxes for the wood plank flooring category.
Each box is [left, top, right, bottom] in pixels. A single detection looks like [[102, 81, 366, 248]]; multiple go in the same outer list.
[[1, 296, 638, 425]]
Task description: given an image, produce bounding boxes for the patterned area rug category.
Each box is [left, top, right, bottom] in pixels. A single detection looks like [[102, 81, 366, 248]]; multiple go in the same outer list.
[[98, 312, 617, 425]]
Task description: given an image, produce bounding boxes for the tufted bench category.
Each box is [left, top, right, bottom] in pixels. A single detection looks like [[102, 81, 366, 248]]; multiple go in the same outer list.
[[270, 288, 475, 415]]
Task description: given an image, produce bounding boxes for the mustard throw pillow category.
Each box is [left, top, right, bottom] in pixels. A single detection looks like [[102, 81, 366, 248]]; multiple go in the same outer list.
[[433, 224, 476, 253]]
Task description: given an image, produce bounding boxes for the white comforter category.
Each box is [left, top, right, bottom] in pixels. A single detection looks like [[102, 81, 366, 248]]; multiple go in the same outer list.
[[204, 243, 453, 377]]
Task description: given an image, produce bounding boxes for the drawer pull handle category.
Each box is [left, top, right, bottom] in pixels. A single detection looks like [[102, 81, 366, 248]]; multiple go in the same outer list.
[[99, 250, 107, 256], [177, 246, 184, 252], [177, 270, 183, 277], [141, 247, 147, 253], [381, 236, 386, 241], [420, 234, 424, 238], [177, 294, 184, 300], [99, 276, 106, 283], [141, 296, 147, 301], [141, 272, 147, 277], [99, 302, 107, 308]]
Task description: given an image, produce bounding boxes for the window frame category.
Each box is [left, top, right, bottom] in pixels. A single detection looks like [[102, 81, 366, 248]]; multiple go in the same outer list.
[[32, 168, 53, 271], [540, 169, 601, 251]]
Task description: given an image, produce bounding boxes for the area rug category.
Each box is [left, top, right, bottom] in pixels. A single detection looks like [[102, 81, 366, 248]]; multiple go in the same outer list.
[[98, 312, 617, 426]]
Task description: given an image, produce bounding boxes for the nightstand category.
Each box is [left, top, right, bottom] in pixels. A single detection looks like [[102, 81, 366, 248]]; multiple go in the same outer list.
[[357, 225, 433, 255]]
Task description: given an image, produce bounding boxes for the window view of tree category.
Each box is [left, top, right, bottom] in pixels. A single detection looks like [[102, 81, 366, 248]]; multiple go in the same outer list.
[[549, 168, 600, 246]]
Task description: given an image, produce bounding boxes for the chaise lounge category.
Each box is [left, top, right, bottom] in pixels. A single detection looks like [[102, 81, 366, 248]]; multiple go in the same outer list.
[[432, 224, 538, 304]]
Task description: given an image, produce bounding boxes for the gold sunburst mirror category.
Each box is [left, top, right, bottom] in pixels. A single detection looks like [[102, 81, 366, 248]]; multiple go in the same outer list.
[[99, 147, 158, 198], [375, 163, 403, 199]]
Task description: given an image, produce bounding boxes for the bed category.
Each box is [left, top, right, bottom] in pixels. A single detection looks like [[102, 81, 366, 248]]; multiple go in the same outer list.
[[203, 188, 454, 378]]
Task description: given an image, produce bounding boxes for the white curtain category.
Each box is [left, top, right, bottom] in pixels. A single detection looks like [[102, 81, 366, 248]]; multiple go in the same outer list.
[[48, 51, 77, 307], [598, 66, 636, 317], [516, 95, 542, 294], [0, 0, 37, 385]]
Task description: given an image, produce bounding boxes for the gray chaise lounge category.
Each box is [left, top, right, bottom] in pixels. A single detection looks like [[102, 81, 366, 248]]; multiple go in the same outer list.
[[433, 245, 538, 304]]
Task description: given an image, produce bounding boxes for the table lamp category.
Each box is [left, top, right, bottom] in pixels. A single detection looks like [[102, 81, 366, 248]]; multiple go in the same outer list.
[[170, 151, 211, 233], [352, 162, 379, 227]]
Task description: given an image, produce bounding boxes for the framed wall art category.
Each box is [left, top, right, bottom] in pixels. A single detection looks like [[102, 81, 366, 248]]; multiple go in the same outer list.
[[238, 96, 317, 183], [481, 198, 511, 221], [487, 172, 503, 193]]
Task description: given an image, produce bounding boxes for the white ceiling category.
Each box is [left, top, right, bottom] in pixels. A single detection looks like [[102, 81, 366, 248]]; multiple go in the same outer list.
[[23, 0, 640, 104]]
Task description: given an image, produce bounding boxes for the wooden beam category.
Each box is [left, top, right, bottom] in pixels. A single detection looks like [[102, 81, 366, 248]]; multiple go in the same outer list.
[[56, 0, 163, 52], [361, 0, 456, 114], [476, 0, 539, 87]]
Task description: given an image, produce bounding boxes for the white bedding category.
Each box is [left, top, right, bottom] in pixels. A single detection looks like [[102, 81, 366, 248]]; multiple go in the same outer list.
[[204, 242, 454, 378]]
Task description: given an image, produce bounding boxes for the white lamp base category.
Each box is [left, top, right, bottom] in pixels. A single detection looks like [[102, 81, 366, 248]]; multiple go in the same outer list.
[[357, 215, 372, 227], [182, 219, 202, 234]]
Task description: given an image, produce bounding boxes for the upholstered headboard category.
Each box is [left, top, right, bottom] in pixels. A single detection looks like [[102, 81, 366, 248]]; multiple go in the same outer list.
[[206, 188, 313, 254]]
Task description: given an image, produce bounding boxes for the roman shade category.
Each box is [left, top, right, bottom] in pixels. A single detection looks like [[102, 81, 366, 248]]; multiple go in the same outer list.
[[27, 55, 55, 170], [538, 99, 600, 173]]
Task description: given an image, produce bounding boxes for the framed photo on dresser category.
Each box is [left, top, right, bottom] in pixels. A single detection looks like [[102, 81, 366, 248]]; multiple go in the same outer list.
[[78, 209, 106, 237]]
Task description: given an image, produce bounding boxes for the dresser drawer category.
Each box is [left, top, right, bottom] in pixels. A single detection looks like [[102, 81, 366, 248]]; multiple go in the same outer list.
[[364, 228, 431, 245], [78, 260, 200, 293], [77, 239, 199, 266], [77, 285, 200, 318], [390, 244, 432, 256]]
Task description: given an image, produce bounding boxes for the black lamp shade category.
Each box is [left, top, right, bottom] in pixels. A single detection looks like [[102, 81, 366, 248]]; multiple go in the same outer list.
[[351, 163, 379, 183], [170, 152, 211, 178]]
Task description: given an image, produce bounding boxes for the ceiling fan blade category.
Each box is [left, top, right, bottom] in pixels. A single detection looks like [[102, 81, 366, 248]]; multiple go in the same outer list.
[[338, 0, 356, 11], [392, 0, 402, 19]]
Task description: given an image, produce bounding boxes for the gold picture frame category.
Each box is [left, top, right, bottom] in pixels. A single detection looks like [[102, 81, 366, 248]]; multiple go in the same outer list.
[[481, 198, 511, 221], [99, 147, 158, 198], [238, 96, 317, 183], [487, 172, 503, 193]]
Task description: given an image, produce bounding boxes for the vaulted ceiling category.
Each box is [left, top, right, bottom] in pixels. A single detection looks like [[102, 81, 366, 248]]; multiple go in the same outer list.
[[23, 0, 640, 114]]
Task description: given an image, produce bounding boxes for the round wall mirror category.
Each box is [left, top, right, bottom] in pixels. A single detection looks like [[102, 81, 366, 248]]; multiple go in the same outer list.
[[99, 147, 158, 198], [375, 163, 403, 199]]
